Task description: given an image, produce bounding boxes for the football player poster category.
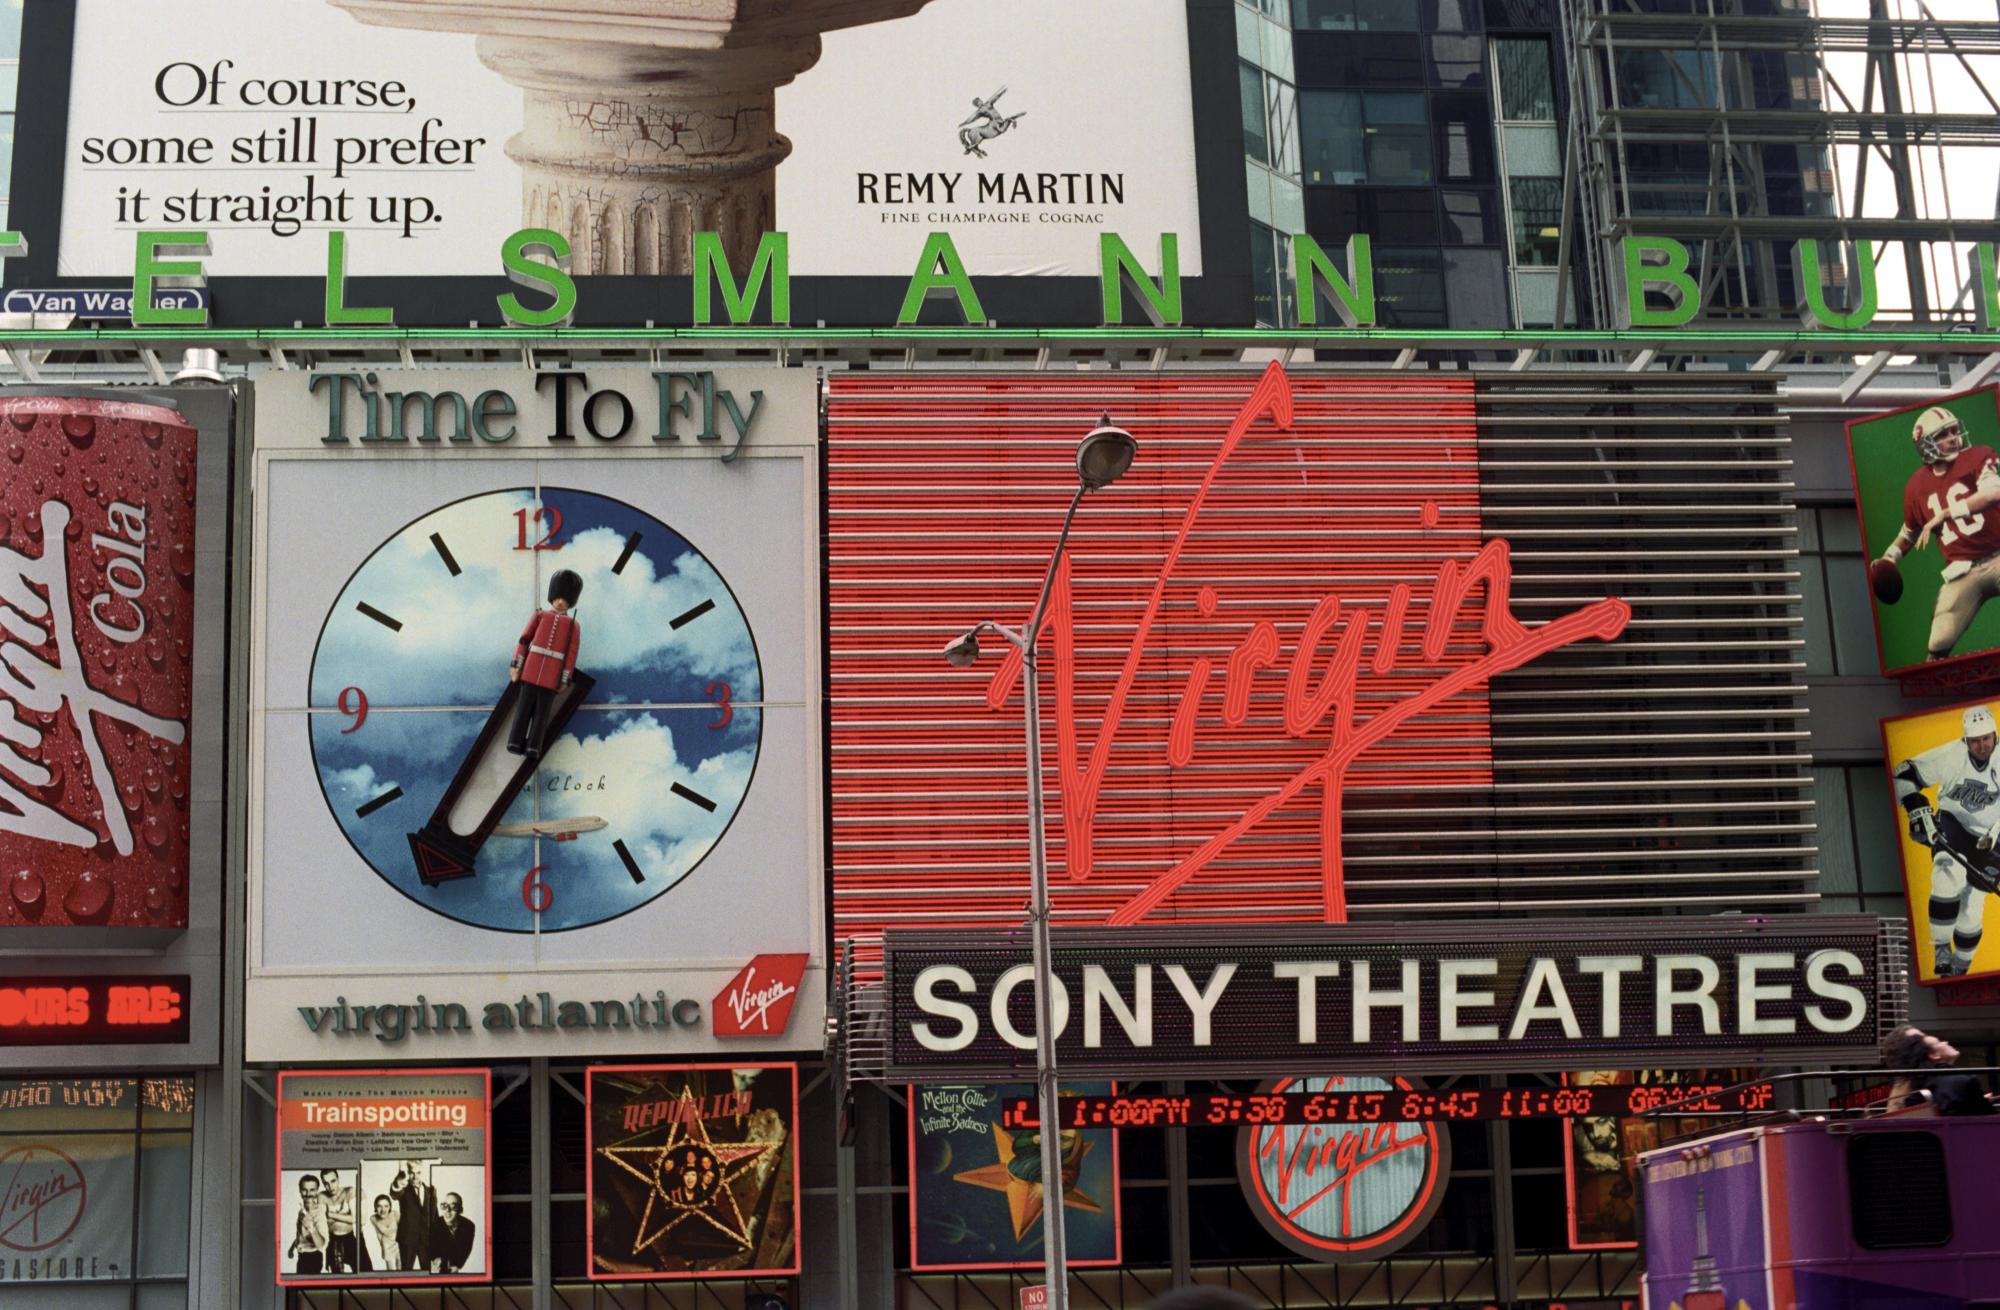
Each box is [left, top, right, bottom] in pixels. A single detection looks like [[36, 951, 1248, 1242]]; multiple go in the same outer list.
[[1850, 386, 2000, 675], [585, 1064, 799, 1281], [1883, 697, 2000, 984], [907, 1083, 1121, 1271], [274, 1069, 490, 1287]]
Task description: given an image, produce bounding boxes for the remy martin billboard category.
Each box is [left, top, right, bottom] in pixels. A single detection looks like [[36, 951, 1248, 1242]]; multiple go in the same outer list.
[[243, 368, 824, 1061], [13, 0, 1232, 324]]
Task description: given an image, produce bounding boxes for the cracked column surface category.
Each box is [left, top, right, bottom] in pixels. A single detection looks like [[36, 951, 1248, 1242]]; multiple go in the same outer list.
[[329, 0, 938, 274]]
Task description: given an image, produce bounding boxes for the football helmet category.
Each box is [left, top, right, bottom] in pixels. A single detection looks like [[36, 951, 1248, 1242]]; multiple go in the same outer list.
[[1913, 406, 1966, 464]]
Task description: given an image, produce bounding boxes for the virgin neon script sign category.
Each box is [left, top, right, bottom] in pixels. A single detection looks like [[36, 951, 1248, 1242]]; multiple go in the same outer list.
[[980, 362, 1632, 924]]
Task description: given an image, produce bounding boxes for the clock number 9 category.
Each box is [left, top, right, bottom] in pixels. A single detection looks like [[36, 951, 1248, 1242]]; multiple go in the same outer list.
[[706, 681, 733, 730], [513, 506, 564, 551], [521, 864, 553, 913], [337, 687, 369, 733]]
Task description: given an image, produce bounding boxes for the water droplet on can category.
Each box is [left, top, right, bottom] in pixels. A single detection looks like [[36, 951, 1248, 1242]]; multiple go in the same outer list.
[[9, 870, 44, 912], [60, 412, 95, 447], [62, 871, 114, 924]]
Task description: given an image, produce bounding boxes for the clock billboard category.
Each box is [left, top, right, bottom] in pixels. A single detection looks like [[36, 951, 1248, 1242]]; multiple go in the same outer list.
[[242, 367, 825, 1061]]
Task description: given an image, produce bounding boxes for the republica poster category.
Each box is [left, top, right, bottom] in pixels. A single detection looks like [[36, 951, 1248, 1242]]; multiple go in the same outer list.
[[586, 1063, 799, 1280], [907, 1082, 1121, 1270], [275, 1069, 490, 1286]]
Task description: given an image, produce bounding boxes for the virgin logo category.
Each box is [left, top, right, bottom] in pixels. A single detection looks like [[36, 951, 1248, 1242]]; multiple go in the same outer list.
[[0, 1144, 88, 1252], [0, 498, 187, 853], [982, 363, 1631, 923], [713, 954, 809, 1037], [1258, 1120, 1431, 1238]]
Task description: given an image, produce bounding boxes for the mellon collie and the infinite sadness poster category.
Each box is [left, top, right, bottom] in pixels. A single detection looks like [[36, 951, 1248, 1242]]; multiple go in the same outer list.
[[907, 1082, 1121, 1271], [585, 1064, 799, 1280]]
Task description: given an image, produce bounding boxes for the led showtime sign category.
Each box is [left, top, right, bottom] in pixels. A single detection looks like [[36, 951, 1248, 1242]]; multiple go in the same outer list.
[[0, 975, 190, 1045], [879, 919, 1893, 1081]]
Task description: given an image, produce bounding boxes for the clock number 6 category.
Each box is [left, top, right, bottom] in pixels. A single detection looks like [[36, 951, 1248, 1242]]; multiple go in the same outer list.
[[521, 864, 553, 913], [512, 506, 564, 551], [337, 686, 369, 733], [706, 681, 732, 730]]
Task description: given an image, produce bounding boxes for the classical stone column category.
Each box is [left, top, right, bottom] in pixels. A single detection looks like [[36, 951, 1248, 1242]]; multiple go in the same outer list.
[[329, 1, 937, 274]]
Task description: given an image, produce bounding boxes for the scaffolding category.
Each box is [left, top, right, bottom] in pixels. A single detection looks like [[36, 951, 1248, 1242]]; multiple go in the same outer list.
[[1559, 0, 2000, 326]]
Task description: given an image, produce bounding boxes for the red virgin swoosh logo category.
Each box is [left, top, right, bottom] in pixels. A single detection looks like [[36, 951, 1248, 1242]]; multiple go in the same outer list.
[[713, 954, 809, 1037]]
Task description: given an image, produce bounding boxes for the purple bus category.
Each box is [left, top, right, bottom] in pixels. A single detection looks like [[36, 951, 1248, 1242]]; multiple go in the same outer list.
[[1640, 1113, 2000, 1310]]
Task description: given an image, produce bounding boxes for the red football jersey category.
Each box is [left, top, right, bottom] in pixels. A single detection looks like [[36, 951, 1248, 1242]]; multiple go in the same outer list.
[[1904, 445, 2000, 565]]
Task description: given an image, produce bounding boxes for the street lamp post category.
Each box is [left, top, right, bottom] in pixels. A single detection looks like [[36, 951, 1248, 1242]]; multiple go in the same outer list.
[[942, 418, 1136, 1310]]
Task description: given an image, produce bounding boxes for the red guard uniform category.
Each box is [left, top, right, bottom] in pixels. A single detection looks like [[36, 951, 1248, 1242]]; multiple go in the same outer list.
[[508, 607, 581, 758], [513, 609, 580, 690]]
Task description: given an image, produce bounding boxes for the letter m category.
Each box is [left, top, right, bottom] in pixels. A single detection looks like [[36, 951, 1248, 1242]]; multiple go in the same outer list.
[[695, 231, 790, 326]]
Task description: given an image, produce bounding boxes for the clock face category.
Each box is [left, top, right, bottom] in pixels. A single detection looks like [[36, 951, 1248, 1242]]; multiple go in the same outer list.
[[306, 487, 763, 932]]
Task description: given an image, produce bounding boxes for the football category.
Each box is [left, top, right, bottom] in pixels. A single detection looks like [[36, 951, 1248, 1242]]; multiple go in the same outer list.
[[1871, 557, 1904, 604]]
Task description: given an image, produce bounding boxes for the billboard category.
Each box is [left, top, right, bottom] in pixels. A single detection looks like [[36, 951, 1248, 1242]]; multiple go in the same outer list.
[[1880, 695, 2000, 986], [585, 1063, 799, 1280], [1562, 1068, 1754, 1250], [243, 367, 826, 1061], [907, 1082, 1121, 1271], [0, 396, 198, 932], [878, 919, 1895, 1081], [275, 1069, 491, 1286], [15, 0, 1238, 325], [1848, 385, 2000, 678]]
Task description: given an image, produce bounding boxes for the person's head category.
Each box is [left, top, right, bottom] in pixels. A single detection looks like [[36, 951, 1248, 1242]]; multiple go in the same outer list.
[[1883, 1023, 1960, 1070], [373, 1196, 391, 1220], [319, 1169, 339, 1191], [1147, 1290, 1258, 1310], [1914, 405, 1967, 466], [441, 1193, 462, 1221], [548, 569, 583, 614], [1966, 705, 1997, 768], [299, 1175, 321, 1200]]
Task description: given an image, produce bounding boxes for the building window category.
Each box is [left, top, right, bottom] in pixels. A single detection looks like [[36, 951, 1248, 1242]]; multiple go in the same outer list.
[[1241, 61, 1271, 165], [1374, 245, 1446, 326], [1294, 0, 1419, 30], [1509, 176, 1562, 265], [1249, 219, 1295, 327], [1494, 37, 1555, 121], [1301, 91, 1431, 185]]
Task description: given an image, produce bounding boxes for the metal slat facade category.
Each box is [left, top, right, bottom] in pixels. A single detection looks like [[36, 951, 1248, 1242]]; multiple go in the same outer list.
[[826, 370, 1809, 952]]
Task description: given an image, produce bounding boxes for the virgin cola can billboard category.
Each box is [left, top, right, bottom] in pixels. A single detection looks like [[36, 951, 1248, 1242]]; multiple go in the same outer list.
[[0, 396, 199, 932]]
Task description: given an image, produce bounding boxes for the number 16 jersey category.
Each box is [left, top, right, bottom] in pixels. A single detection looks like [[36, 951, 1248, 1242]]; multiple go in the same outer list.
[[1904, 444, 2000, 566]]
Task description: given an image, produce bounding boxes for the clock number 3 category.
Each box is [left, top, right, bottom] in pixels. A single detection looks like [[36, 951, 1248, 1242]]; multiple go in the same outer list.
[[706, 680, 732, 729], [521, 864, 553, 913], [337, 686, 369, 733], [512, 506, 564, 551]]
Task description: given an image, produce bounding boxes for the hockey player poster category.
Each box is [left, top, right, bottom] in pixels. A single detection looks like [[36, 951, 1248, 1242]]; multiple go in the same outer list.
[[585, 1063, 799, 1281], [1849, 385, 2000, 677], [906, 1082, 1121, 1271], [1882, 696, 2000, 985], [274, 1069, 491, 1286]]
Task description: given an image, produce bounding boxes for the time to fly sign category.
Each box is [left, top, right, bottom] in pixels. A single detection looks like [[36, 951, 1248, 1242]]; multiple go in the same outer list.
[[880, 919, 1899, 1081], [243, 368, 826, 1061]]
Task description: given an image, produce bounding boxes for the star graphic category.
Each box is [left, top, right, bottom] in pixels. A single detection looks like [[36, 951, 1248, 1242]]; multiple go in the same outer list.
[[952, 1123, 1103, 1241], [598, 1087, 780, 1257]]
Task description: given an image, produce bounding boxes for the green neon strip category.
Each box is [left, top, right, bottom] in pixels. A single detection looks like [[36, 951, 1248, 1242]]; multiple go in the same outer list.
[[0, 325, 1997, 348]]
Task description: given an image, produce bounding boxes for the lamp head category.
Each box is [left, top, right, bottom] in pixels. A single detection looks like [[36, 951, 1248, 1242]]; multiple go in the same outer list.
[[1076, 416, 1136, 490], [942, 630, 982, 668]]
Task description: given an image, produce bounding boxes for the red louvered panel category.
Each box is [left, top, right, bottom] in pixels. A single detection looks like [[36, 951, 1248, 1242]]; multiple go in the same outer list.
[[826, 367, 1554, 950]]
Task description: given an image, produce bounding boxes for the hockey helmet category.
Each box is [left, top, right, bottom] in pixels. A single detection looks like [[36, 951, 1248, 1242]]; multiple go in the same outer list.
[[1965, 704, 1996, 739], [1913, 406, 1965, 464], [547, 568, 584, 608]]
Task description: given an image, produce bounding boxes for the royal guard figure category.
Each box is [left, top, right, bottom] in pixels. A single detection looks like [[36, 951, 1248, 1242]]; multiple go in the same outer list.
[[509, 569, 583, 760]]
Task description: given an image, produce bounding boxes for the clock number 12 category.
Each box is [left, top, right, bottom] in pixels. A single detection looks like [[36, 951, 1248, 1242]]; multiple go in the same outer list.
[[513, 506, 564, 551]]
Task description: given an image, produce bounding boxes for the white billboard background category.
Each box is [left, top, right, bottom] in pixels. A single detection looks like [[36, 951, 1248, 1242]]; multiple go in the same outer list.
[[57, 0, 1200, 278], [244, 369, 824, 1062]]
